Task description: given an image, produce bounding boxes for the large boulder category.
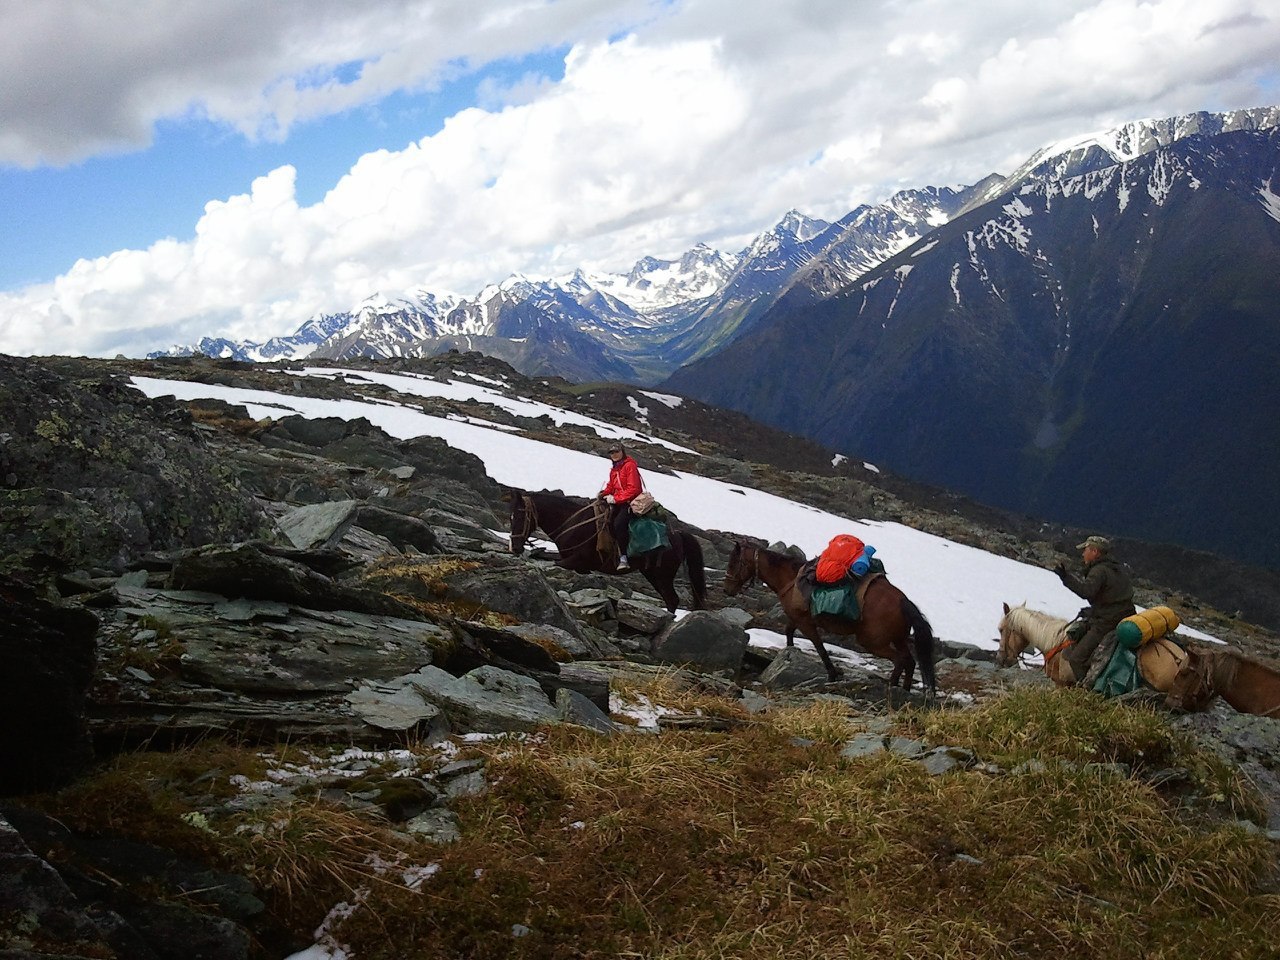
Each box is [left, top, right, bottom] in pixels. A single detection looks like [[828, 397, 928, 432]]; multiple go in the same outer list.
[[758, 647, 830, 689], [652, 611, 749, 676], [0, 576, 98, 794], [354, 504, 442, 554], [0, 356, 270, 576], [0, 811, 117, 957]]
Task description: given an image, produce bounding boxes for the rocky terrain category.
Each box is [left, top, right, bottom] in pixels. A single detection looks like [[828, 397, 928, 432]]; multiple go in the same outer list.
[[3, 351, 1279, 959]]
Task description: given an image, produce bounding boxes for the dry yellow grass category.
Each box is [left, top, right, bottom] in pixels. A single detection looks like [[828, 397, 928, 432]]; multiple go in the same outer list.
[[29, 689, 1280, 960], [331, 691, 1279, 959]]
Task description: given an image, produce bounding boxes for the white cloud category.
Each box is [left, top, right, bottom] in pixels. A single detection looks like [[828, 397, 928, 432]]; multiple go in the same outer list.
[[1, 0, 1278, 356]]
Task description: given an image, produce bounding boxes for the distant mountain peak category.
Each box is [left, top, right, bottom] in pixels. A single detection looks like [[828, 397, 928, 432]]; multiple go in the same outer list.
[[775, 209, 830, 241]]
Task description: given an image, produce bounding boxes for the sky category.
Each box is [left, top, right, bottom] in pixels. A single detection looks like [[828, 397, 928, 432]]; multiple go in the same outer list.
[[2, 0, 1278, 358], [126, 365, 1221, 652]]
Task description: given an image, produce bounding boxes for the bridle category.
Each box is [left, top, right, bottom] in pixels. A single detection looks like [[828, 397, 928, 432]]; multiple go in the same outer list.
[[726, 544, 763, 593], [511, 493, 539, 549]]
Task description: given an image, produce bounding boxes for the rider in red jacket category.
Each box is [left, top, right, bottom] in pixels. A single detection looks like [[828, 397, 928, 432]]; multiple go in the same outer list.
[[599, 442, 643, 568]]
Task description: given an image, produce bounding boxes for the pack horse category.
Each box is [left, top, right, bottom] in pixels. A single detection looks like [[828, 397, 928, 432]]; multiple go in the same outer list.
[[723, 542, 937, 696]]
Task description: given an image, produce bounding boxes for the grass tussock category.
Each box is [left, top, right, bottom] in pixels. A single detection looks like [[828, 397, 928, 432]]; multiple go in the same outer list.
[[187, 406, 269, 437], [221, 799, 415, 924], [329, 689, 1279, 960], [610, 668, 752, 723]]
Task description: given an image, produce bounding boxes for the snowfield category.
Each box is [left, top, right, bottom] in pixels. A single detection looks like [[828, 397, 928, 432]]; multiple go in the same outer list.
[[129, 372, 1219, 651]]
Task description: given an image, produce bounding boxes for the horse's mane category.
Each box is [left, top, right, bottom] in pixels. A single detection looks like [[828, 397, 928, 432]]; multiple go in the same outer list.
[[1002, 604, 1069, 650], [749, 545, 805, 565]]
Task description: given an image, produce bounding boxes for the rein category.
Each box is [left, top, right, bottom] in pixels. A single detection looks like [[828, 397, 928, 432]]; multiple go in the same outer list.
[[516, 494, 601, 545]]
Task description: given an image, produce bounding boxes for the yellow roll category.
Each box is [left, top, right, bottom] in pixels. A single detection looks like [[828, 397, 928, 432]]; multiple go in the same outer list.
[[1120, 606, 1181, 644]]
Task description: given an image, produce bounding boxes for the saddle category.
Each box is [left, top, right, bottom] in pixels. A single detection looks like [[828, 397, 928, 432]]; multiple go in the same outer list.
[[797, 557, 883, 622]]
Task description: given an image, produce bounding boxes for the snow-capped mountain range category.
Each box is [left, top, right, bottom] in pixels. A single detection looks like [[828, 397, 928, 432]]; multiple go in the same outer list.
[[154, 106, 1280, 388], [665, 115, 1280, 570]]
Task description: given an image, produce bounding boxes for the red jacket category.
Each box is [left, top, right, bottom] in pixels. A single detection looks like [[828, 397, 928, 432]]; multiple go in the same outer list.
[[601, 455, 643, 504]]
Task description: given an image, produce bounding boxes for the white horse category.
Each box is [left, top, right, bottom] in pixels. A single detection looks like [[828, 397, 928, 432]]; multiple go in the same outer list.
[[995, 602, 1078, 685]]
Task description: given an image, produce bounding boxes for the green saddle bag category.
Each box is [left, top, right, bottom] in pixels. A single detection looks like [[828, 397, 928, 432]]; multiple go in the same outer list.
[[627, 515, 670, 555], [811, 584, 860, 620]]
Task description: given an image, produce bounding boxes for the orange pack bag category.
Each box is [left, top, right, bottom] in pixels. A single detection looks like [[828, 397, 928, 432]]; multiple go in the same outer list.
[[816, 534, 865, 584]]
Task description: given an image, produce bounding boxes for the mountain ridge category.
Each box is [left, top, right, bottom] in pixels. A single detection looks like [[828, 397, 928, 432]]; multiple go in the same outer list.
[[663, 126, 1280, 569]]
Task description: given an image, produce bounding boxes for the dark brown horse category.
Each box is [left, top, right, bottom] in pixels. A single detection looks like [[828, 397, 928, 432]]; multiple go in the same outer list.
[[506, 488, 706, 614], [723, 542, 936, 696]]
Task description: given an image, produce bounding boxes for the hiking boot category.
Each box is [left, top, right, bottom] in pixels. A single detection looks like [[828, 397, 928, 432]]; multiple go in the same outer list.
[[617, 554, 630, 570]]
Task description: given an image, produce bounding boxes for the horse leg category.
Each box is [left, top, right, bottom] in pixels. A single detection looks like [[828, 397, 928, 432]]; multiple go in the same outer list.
[[785, 621, 796, 647], [801, 625, 843, 681], [892, 653, 916, 692], [643, 568, 680, 615]]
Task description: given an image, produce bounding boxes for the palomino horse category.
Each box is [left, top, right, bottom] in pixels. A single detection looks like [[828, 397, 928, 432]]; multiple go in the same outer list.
[[722, 542, 937, 696], [506, 488, 706, 614], [995, 603, 1078, 685], [997, 602, 1191, 694], [1166, 647, 1280, 718]]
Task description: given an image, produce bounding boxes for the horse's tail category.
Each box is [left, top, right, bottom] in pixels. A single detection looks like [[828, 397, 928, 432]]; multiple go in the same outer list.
[[680, 531, 707, 610], [901, 596, 937, 694]]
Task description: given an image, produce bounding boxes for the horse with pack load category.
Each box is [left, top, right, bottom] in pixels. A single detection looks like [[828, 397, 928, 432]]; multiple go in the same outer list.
[[722, 539, 937, 697]]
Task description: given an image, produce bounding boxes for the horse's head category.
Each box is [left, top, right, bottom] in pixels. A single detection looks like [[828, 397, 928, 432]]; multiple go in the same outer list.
[[722, 541, 757, 596], [505, 489, 537, 555], [995, 602, 1030, 667]]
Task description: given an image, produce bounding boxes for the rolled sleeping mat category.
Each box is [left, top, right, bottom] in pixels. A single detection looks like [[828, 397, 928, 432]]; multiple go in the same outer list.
[[1115, 605, 1181, 649]]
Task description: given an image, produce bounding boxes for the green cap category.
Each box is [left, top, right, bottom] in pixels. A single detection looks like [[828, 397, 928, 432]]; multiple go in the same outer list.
[[1075, 535, 1111, 552]]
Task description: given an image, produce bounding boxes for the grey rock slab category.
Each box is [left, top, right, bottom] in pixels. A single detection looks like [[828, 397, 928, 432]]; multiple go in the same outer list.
[[116, 569, 150, 588], [277, 499, 360, 549], [407, 808, 462, 844], [354, 504, 441, 554], [443, 771, 488, 800], [504, 621, 621, 662], [213, 598, 291, 622], [436, 759, 485, 780], [556, 687, 616, 733], [919, 747, 975, 776], [841, 734, 888, 759], [407, 665, 558, 734], [740, 689, 772, 714], [173, 608, 447, 695], [615, 598, 674, 634], [345, 681, 448, 736], [715, 607, 755, 630], [887, 737, 926, 758]]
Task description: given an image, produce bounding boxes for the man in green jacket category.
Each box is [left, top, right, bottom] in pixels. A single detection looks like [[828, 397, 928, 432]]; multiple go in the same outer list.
[[1053, 536, 1136, 684]]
